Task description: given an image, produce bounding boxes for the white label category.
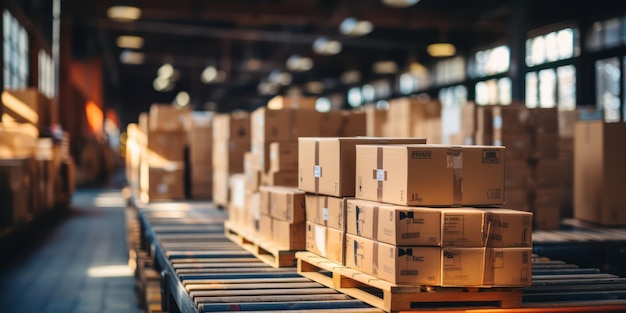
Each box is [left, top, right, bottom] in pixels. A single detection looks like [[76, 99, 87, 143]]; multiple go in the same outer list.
[[157, 183, 168, 194], [314, 165, 322, 178], [323, 208, 329, 221], [315, 225, 326, 257], [376, 169, 385, 181]]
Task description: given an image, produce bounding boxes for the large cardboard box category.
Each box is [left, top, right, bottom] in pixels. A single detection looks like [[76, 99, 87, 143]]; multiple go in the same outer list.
[[345, 199, 442, 246], [320, 111, 344, 137], [341, 111, 367, 137], [305, 194, 346, 231], [270, 142, 298, 172], [141, 165, 185, 201], [213, 139, 249, 173], [298, 137, 426, 197], [146, 131, 186, 164], [186, 112, 213, 165], [213, 112, 250, 142], [386, 98, 441, 137], [251, 107, 323, 144], [266, 186, 306, 223], [272, 219, 305, 250], [345, 234, 531, 286], [355, 144, 505, 206], [305, 222, 345, 264], [364, 106, 388, 137], [148, 104, 190, 133], [574, 121, 626, 225]]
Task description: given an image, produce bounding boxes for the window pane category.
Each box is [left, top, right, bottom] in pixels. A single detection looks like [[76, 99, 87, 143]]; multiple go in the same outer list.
[[526, 72, 538, 108], [604, 18, 621, 48], [498, 77, 512, 105], [531, 36, 546, 65], [557, 65, 577, 111], [486, 46, 510, 75], [539, 69, 557, 108], [596, 57, 621, 122], [347, 87, 362, 107], [587, 22, 603, 51], [557, 28, 575, 59], [487, 79, 498, 105], [475, 81, 488, 105], [545, 32, 559, 63]]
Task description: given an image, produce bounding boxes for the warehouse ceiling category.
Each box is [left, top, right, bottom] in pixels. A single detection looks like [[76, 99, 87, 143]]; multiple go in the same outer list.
[[16, 0, 626, 125]]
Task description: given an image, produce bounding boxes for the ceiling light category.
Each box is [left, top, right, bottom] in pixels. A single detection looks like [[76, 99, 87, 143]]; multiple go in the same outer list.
[[315, 97, 332, 113], [286, 55, 314, 72], [174, 91, 190, 108], [339, 18, 374, 37], [381, 0, 420, 8], [305, 81, 325, 94], [201, 66, 218, 83], [116, 35, 143, 49], [258, 80, 279, 96], [153, 76, 173, 92], [119, 50, 145, 64], [372, 60, 398, 74], [313, 37, 342, 55], [427, 43, 456, 57], [107, 5, 142, 22], [245, 58, 263, 71], [340, 70, 361, 84], [158, 63, 175, 78], [268, 71, 292, 86]]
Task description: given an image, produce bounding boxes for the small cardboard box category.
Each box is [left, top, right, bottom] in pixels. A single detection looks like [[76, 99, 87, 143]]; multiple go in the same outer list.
[[341, 111, 367, 137], [270, 142, 299, 172], [484, 247, 532, 286], [146, 131, 186, 164], [143, 166, 185, 201], [345, 199, 441, 246], [252, 107, 323, 144], [267, 186, 306, 223], [305, 194, 346, 231], [213, 112, 250, 142], [320, 111, 344, 137], [298, 137, 426, 197], [305, 222, 345, 265], [364, 106, 388, 137], [574, 121, 626, 225], [244, 152, 262, 192], [355, 144, 505, 206], [263, 170, 298, 187], [479, 208, 533, 248], [272, 219, 305, 250], [148, 104, 190, 133]]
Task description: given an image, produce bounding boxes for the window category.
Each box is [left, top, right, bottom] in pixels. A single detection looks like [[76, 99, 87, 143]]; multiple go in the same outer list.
[[475, 77, 510, 105], [439, 85, 468, 144], [347, 87, 362, 107], [526, 65, 576, 110], [596, 57, 621, 122], [39, 50, 55, 98], [557, 65, 576, 111], [3, 10, 28, 89], [527, 28, 577, 67], [434, 56, 466, 86], [470, 45, 510, 78]]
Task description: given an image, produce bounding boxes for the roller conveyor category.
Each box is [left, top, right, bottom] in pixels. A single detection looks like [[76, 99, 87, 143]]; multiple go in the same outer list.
[[130, 197, 626, 313]]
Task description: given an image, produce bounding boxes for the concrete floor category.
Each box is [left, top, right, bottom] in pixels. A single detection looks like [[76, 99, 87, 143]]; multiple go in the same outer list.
[[0, 188, 140, 313]]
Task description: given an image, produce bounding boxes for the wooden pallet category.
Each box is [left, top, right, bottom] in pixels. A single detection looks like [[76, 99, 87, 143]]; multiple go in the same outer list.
[[224, 220, 299, 268], [296, 251, 522, 312]]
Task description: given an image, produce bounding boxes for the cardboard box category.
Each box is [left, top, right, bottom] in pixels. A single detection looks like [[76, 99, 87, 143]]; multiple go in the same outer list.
[[305, 194, 346, 231], [529, 108, 558, 134], [148, 104, 190, 133], [259, 214, 273, 241], [244, 191, 262, 233], [355, 144, 505, 206], [320, 111, 344, 137], [259, 186, 271, 215], [267, 95, 317, 110], [187, 112, 213, 165], [341, 111, 367, 137], [141, 165, 185, 201], [244, 152, 262, 192], [270, 142, 298, 172], [533, 133, 560, 159], [263, 170, 298, 187], [499, 134, 531, 161], [305, 222, 345, 265], [212, 170, 230, 207], [298, 137, 427, 197], [227, 173, 246, 223], [558, 110, 578, 138], [505, 188, 531, 212], [251, 107, 323, 144], [265, 186, 306, 223], [533, 159, 561, 188], [190, 180, 212, 200], [272, 219, 305, 250], [505, 161, 531, 190], [345, 234, 531, 286], [532, 205, 561, 230], [476, 106, 495, 136], [213, 112, 250, 142], [479, 208, 533, 248], [345, 199, 442, 246], [574, 121, 626, 225], [146, 131, 186, 164], [0, 159, 29, 225], [364, 106, 388, 137], [495, 105, 529, 134], [461, 103, 477, 135]]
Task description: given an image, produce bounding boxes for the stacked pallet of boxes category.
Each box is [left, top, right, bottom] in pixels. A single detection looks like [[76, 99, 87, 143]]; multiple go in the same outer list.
[[574, 120, 626, 226], [298, 137, 428, 265], [139, 104, 189, 202], [185, 112, 214, 199], [384, 97, 442, 143], [212, 111, 250, 208]]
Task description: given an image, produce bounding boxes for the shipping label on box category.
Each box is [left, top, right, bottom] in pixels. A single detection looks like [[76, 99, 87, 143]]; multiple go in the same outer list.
[[345, 199, 441, 246], [268, 186, 305, 223], [272, 219, 306, 251], [305, 194, 346, 231], [355, 144, 505, 206], [298, 137, 427, 197], [305, 222, 345, 265]]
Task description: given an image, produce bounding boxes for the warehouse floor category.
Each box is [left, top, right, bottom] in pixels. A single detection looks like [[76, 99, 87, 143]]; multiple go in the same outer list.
[[0, 173, 139, 313]]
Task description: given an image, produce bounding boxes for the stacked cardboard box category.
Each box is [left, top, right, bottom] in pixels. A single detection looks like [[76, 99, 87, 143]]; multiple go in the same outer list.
[[384, 97, 442, 142], [363, 105, 388, 137], [345, 143, 532, 287], [139, 104, 189, 202], [186, 112, 214, 199], [574, 121, 626, 226], [299, 137, 427, 265], [258, 186, 306, 250], [212, 112, 250, 207]]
